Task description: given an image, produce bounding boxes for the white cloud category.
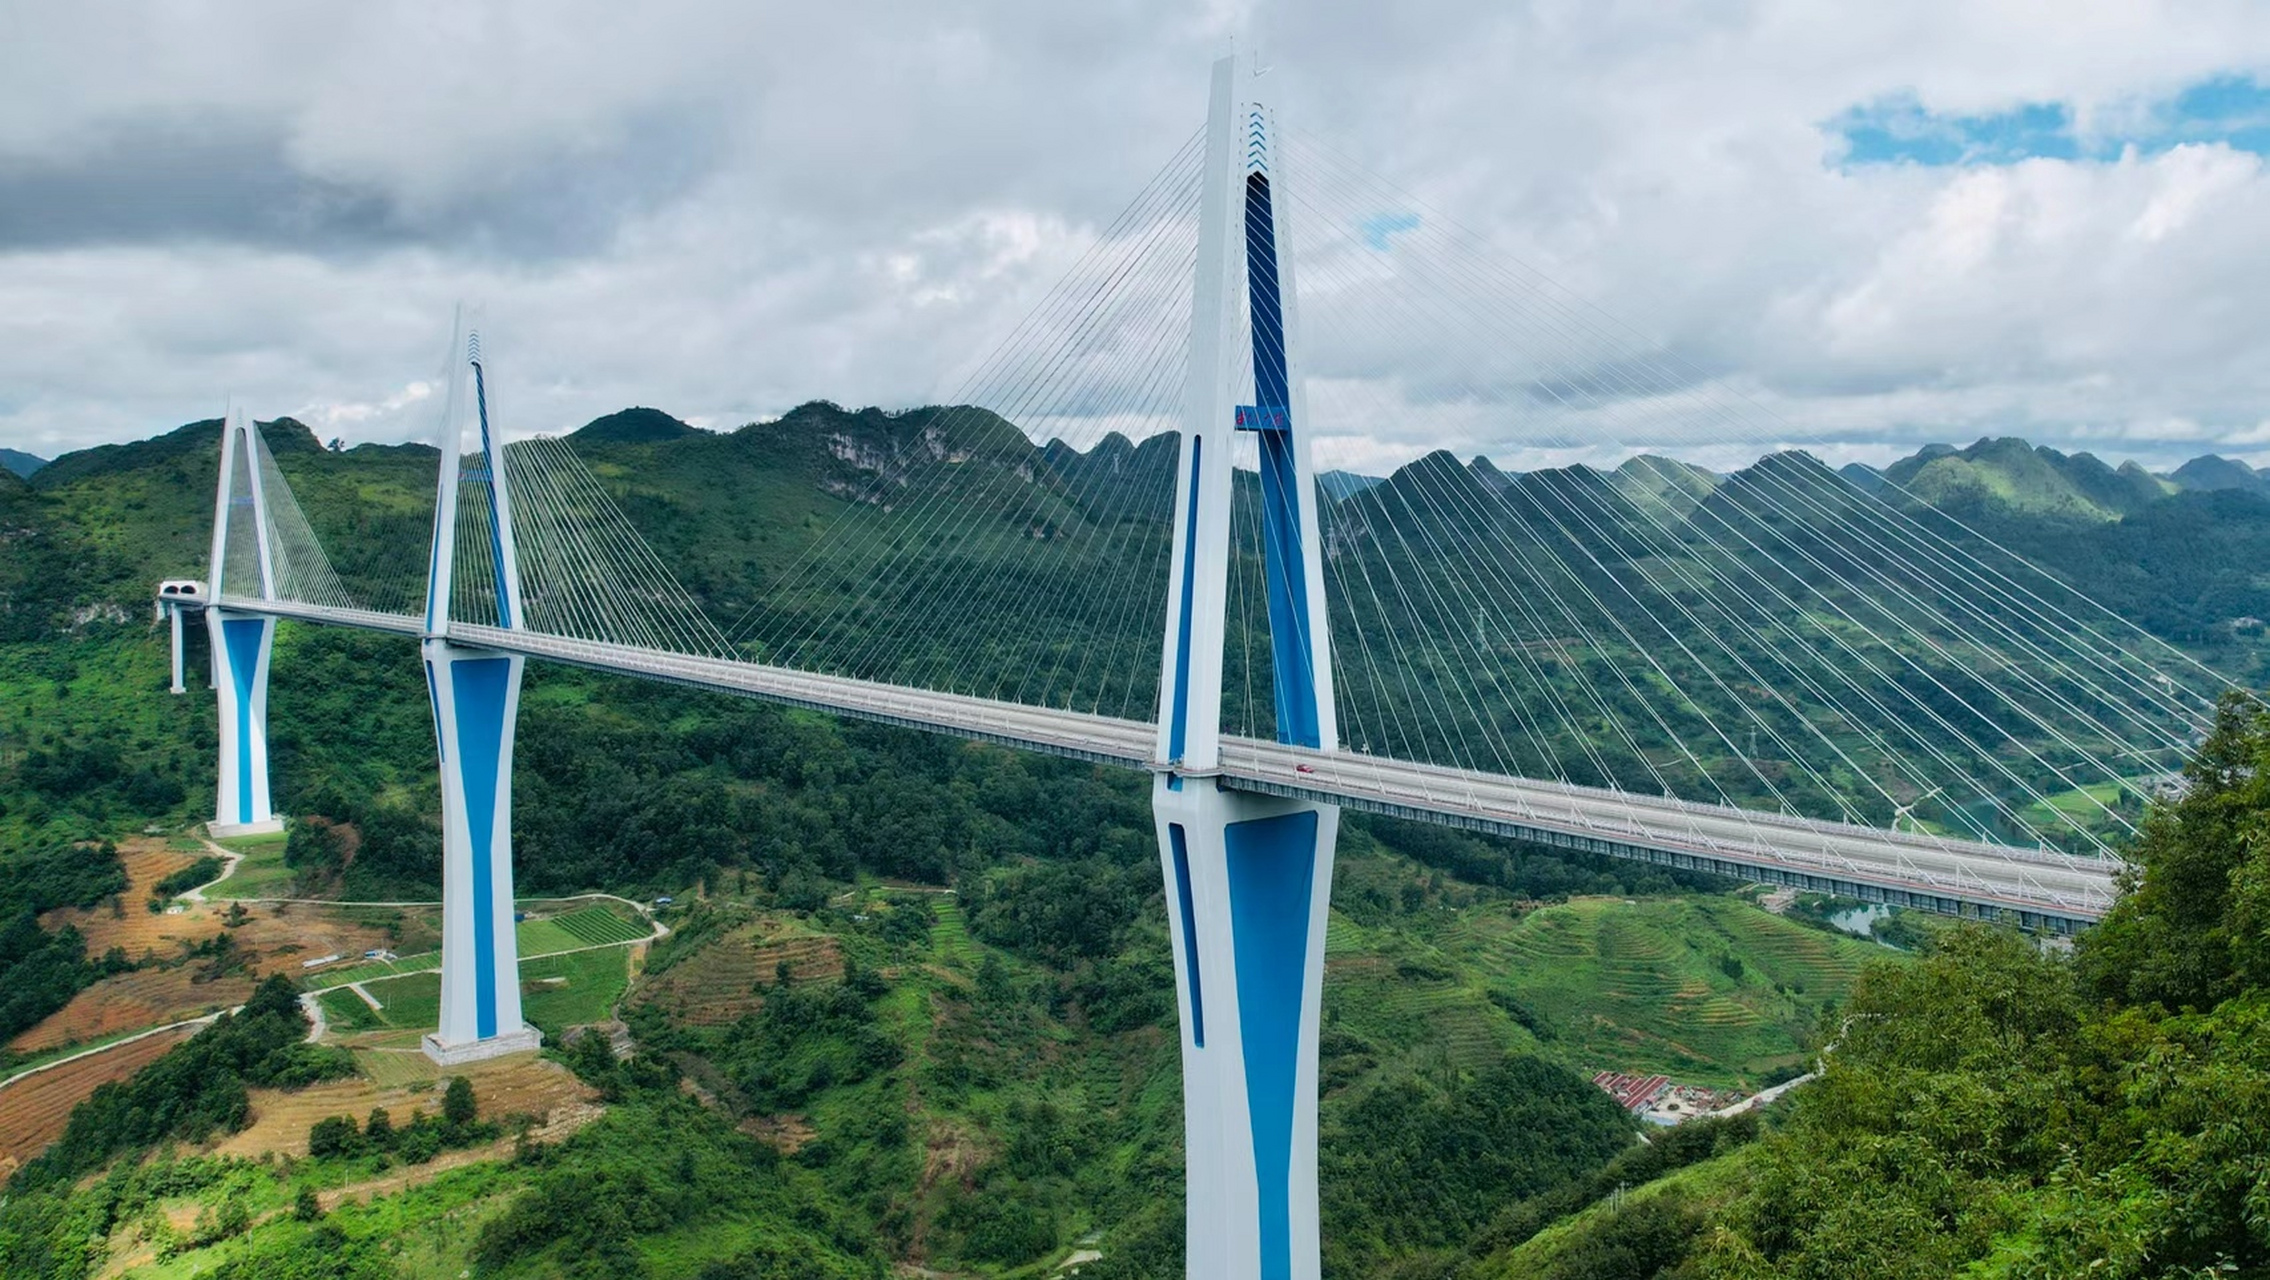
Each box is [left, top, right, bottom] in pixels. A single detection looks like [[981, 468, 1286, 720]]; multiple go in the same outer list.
[[1, 0, 2267, 476]]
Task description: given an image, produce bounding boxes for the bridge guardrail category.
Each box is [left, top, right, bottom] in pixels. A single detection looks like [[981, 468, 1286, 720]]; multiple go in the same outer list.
[[211, 603, 2116, 921]]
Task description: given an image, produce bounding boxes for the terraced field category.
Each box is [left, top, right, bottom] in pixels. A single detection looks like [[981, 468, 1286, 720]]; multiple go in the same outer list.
[[632, 920, 843, 1028], [0, 1024, 201, 1175], [1321, 911, 1536, 1091], [13, 886, 395, 1055], [929, 899, 979, 969], [1447, 896, 1888, 1086], [549, 904, 651, 946], [9, 966, 253, 1053], [514, 903, 649, 954], [357, 1047, 442, 1087], [1263, 890, 1873, 1096], [204, 1051, 598, 1161], [37, 837, 204, 955]]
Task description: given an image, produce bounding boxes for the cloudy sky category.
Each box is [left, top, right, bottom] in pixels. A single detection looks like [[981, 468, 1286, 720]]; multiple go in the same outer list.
[[5, 0, 2270, 474]]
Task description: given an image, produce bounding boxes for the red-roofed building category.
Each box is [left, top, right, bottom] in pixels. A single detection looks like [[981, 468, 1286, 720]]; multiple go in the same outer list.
[[1591, 1070, 1672, 1112]]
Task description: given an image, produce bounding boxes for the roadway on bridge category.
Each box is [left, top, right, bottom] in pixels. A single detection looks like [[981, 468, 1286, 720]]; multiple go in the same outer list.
[[226, 597, 2121, 924]]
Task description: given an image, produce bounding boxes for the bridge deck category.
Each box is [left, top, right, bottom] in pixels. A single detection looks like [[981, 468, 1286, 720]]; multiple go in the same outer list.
[[221, 597, 2120, 928]]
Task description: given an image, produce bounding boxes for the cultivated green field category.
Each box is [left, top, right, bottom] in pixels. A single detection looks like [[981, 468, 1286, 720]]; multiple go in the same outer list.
[[318, 945, 631, 1040], [522, 948, 635, 1035], [203, 831, 293, 898], [310, 905, 646, 988], [1316, 891, 1885, 1091], [1454, 895, 1882, 1085]]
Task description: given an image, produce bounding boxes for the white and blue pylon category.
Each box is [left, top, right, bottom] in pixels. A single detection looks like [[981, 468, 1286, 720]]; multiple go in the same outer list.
[[1153, 54, 1341, 1280], [207, 410, 284, 837], [166, 602, 187, 695], [421, 329, 541, 1065]]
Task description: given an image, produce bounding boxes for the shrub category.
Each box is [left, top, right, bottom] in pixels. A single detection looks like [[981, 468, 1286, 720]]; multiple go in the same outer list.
[[364, 1107, 393, 1149], [307, 1115, 360, 1159], [443, 1076, 478, 1129], [153, 856, 224, 900]]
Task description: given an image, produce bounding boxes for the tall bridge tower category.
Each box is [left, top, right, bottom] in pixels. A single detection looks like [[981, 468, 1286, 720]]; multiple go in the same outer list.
[[1154, 54, 1342, 1280], [421, 331, 542, 1065], [206, 410, 284, 836]]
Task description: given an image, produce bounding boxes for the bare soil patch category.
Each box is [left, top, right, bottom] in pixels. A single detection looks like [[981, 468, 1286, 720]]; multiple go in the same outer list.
[[226, 900, 395, 978], [0, 1025, 200, 1176], [204, 1050, 598, 1161], [40, 838, 205, 956], [739, 1112, 817, 1154], [10, 967, 253, 1053], [11, 895, 392, 1054], [632, 927, 842, 1028]]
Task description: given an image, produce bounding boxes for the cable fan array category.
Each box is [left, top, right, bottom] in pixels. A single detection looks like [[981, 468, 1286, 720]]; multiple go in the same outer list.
[[727, 130, 1207, 721], [216, 431, 268, 600], [233, 114, 2228, 861], [443, 434, 733, 656], [218, 422, 360, 612], [1234, 128, 2226, 855]]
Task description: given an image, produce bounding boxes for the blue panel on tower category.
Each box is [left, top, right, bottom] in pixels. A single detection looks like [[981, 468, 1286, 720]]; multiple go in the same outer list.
[[423, 661, 445, 763], [1168, 823, 1205, 1048], [221, 618, 265, 823], [1169, 436, 1204, 762], [1245, 174, 1289, 413], [1225, 808, 1320, 1280], [451, 657, 514, 1039], [1242, 171, 1321, 748]]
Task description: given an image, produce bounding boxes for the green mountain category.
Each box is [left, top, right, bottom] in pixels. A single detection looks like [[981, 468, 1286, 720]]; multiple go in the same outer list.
[[7, 406, 2270, 1278], [22, 402, 2255, 844], [0, 447, 44, 479], [1880, 437, 2173, 521], [1837, 460, 1886, 493], [2169, 452, 2270, 495], [568, 405, 702, 445], [1610, 453, 1722, 518], [1318, 468, 1383, 500], [3, 402, 1864, 1280]]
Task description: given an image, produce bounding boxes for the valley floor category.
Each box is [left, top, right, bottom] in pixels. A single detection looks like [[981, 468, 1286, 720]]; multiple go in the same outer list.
[[0, 824, 1883, 1278]]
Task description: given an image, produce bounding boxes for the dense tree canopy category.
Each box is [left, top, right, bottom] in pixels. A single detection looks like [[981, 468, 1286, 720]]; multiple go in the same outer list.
[[1644, 692, 2270, 1278]]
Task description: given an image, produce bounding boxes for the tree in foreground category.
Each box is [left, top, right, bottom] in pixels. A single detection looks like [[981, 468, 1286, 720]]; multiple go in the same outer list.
[[1679, 690, 2270, 1279]]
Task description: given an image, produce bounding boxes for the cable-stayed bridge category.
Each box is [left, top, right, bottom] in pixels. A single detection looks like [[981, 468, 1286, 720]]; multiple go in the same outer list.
[[240, 596, 2120, 925], [156, 55, 2220, 1280]]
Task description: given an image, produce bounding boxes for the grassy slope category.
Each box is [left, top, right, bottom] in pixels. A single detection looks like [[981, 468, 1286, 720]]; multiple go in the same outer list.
[[1467, 1147, 1759, 1279], [27, 410, 2242, 1276], [1330, 893, 1877, 1091], [601, 865, 1870, 1272]]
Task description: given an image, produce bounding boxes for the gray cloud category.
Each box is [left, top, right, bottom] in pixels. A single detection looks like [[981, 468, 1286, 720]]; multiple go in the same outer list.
[[1, 0, 2269, 478], [0, 105, 724, 257], [0, 116, 394, 252]]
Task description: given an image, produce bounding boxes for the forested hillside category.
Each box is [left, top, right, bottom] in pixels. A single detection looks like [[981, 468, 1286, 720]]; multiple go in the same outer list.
[[1461, 693, 2270, 1279], [2, 408, 2266, 1277], [21, 406, 2257, 849], [0, 406, 1759, 1277]]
